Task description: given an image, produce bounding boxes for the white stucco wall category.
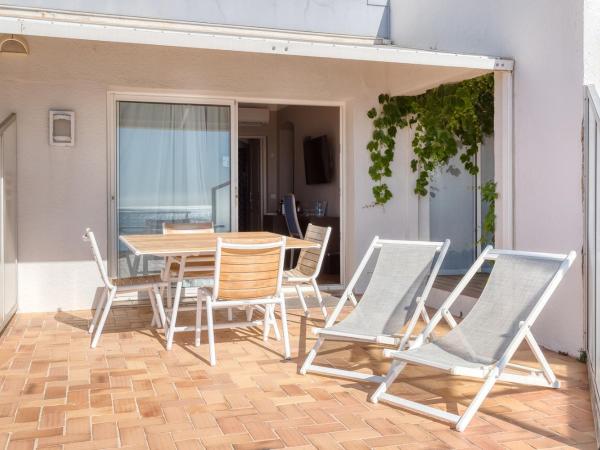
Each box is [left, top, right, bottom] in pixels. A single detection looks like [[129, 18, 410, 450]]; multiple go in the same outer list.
[[0, 37, 484, 314], [584, 0, 600, 88], [391, 0, 585, 355]]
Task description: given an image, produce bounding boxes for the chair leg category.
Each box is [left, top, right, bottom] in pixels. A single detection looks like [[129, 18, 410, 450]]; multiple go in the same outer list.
[[166, 283, 173, 309], [153, 285, 166, 329], [166, 259, 186, 351], [91, 288, 117, 348], [299, 335, 325, 374], [245, 306, 253, 321], [148, 288, 158, 327], [455, 370, 498, 432], [195, 294, 203, 347], [270, 306, 281, 341], [295, 284, 309, 316], [89, 288, 108, 334], [311, 279, 328, 318], [205, 297, 216, 366], [370, 359, 407, 403], [262, 305, 270, 342], [279, 297, 291, 360], [262, 304, 281, 342], [132, 255, 141, 276], [526, 330, 560, 387], [227, 308, 233, 321]]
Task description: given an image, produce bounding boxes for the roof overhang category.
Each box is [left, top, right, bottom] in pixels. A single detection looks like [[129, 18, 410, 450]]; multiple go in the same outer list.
[[0, 6, 513, 71]]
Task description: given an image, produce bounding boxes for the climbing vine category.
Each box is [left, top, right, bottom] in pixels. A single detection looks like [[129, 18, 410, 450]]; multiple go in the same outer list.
[[480, 180, 498, 245], [366, 73, 497, 243]]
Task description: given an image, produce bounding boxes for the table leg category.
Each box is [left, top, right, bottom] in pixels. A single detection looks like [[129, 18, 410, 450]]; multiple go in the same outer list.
[[166, 255, 186, 351], [165, 256, 173, 309]]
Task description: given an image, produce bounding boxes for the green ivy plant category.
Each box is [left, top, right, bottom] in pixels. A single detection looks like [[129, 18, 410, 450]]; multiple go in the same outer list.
[[480, 180, 498, 245], [366, 73, 497, 243]]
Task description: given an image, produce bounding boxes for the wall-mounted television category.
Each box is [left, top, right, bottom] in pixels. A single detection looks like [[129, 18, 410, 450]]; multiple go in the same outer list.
[[303, 135, 333, 185]]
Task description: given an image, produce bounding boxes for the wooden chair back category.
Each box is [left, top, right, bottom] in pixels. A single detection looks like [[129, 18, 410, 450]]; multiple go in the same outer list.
[[162, 222, 215, 276], [214, 237, 286, 300], [162, 222, 214, 234], [294, 224, 331, 278]]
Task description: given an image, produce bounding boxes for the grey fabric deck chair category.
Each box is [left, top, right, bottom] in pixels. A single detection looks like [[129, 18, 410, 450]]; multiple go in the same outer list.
[[300, 237, 450, 383], [370, 246, 576, 432]]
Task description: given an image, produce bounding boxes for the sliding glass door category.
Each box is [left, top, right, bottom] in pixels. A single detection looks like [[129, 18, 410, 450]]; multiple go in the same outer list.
[[116, 100, 233, 278]]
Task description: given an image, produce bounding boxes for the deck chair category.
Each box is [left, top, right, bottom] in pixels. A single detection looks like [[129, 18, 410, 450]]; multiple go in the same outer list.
[[370, 246, 576, 432], [300, 237, 450, 383]]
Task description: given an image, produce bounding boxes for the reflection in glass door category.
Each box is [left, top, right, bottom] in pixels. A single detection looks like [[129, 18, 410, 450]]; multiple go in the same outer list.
[[116, 101, 232, 277]]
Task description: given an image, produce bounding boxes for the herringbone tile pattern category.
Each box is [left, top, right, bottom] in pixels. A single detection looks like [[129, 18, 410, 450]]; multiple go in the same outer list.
[[0, 301, 595, 449]]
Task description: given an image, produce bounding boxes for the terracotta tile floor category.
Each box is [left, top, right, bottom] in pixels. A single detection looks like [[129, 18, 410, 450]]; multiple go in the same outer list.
[[0, 300, 595, 449]]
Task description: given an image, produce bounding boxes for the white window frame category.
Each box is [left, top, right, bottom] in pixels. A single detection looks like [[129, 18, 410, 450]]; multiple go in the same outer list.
[[107, 91, 346, 288], [235, 97, 347, 289], [106, 91, 238, 277]]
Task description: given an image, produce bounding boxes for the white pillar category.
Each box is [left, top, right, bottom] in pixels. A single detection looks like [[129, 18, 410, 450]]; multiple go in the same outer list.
[[494, 70, 514, 249]]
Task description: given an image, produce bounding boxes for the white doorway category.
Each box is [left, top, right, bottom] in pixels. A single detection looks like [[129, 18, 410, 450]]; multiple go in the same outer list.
[[238, 136, 266, 231]]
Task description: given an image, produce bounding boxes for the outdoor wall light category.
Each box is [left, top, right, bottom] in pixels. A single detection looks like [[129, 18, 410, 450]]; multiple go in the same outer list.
[[49, 110, 75, 147], [0, 34, 28, 55]]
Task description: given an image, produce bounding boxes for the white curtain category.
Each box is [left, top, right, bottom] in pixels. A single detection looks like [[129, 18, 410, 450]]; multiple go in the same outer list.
[[117, 101, 231, 276]]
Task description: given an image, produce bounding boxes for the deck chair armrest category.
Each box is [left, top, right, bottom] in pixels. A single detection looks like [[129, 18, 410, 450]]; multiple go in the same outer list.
[[442, 308, 458, 328], [324, 291, 355, 328], [410, 314, 444, 348], [383, 348, 401, 359]]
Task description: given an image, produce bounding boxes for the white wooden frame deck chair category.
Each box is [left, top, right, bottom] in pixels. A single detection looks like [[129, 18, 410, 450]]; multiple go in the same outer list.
[[370, 246, 577, 432], [194, 236, 290, 366], [83, 228, 167, 348], [284, 224, 331, 318], [300, 237, 450, 383]]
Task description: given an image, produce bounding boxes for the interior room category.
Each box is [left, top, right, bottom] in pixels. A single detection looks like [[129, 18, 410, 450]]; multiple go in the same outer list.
[[238, 103, 341, 285]]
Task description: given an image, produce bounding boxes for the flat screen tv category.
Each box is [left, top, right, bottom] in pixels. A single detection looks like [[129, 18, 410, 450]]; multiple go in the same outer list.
[[303, 135, 332, 184]]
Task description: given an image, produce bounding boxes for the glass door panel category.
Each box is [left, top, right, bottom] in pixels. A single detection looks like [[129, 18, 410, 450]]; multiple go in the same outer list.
[[429, 153, 478, 275], [117, 101, 232, 277]]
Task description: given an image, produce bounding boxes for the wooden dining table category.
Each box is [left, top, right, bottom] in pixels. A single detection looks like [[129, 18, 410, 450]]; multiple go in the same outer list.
[[119, 231, 320, 350]]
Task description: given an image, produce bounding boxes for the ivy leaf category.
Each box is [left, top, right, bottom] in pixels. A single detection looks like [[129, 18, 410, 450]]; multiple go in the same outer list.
[[365, 73, 494, 217]]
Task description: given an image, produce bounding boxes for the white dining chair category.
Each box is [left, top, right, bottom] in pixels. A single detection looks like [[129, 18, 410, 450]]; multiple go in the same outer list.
[[283, 223, 331, 317], [83, 228, 167, 348], [194, 236, 290, 366], [162, 220, 237, 323], [162, 221, 215, 309]]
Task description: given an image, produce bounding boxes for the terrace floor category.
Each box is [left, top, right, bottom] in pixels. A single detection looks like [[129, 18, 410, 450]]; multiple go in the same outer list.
[[0, 298, 595, 450]]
